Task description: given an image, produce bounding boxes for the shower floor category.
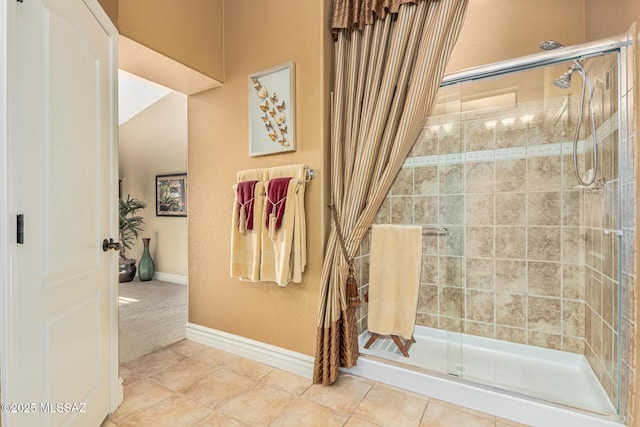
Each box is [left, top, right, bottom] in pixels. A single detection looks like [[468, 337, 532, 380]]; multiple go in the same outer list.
[[358, 326, 616, 415]]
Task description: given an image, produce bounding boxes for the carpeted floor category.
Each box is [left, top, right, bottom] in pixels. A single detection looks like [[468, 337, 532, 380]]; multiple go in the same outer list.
[[119, 278, 187, 363]]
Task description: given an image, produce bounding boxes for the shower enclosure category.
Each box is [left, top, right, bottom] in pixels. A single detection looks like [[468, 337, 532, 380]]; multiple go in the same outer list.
[[354, 29, 635, 423]]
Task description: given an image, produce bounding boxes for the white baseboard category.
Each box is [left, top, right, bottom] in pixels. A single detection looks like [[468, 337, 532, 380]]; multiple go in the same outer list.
[[185, 322, 314, 379], [153, 272, 187, 285]]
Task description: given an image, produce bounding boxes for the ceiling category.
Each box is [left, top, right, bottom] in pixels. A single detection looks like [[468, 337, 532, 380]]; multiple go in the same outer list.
[[118, 69, 172, 125]]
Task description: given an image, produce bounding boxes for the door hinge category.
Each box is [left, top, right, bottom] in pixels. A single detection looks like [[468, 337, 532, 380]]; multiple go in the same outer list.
[[17, 214, 24, 244]]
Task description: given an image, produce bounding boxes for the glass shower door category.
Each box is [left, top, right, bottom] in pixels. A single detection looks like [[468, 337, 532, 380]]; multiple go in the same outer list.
[[358, 33, 633, 422], [424, 83, 465, 378], [449, 50, 623, 415]]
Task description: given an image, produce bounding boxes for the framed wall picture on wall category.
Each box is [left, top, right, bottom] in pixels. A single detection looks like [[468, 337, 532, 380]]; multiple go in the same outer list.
[[248, 61, 296, 156], [156, 173, 187, 217]]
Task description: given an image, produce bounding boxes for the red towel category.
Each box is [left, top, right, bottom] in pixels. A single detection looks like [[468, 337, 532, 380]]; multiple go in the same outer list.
[[237, 180, 259, 231], [265, 177, 292, 230]]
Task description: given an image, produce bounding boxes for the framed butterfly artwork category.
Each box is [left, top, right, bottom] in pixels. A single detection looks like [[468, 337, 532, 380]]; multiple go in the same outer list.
[[248, 61, 296, 156]]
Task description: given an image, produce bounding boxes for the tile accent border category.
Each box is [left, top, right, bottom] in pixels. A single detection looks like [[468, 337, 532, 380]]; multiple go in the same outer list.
[[185, 322, 314, 379]]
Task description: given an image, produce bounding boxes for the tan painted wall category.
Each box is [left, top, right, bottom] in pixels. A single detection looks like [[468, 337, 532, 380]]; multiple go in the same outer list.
[[585, 0, 640, 41], [97, 0, 118, 28], [446, 0, 585, 74], [119, 91, 188, 277], [187, 0, 332, 356], [118, 0, 224, 83]]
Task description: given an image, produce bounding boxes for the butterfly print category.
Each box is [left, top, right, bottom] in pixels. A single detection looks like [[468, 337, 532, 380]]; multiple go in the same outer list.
[[259, 100, 269, 112], [268, 130, 278, 141], [276, 100, 285, 112], [279, 125, 288, 135], [265, 122, 273, 130]]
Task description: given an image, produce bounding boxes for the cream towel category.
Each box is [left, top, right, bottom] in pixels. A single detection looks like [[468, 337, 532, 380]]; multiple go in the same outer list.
[[230, 168, 268, 281], [260, 164, 307, 286], [368, 224, 422, 340]]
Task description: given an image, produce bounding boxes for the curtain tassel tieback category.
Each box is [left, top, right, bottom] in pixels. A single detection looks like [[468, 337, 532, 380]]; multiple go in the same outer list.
[[346, 266, 360, 308], [329, 204, 361, 308]]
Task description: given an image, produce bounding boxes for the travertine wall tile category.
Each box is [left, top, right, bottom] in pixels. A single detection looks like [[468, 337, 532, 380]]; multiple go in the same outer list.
[[466, 162, 495, 193], [528, 296, 561, 334], [526, 156, 561, 191], [528, 261, 561, 297], [495, 260, 527, 294], [467, 194, 494, 225], [415, 166, 438, 195], [466, 226, 494, 258], [466, 258, 494, 290], [527, 227, 561, 261], [495, 293, 525, 328], [495, 227, 526, 259], [527, 192, 561, 225], [495, 159, 526, 192], [495, 192, 526, 225]]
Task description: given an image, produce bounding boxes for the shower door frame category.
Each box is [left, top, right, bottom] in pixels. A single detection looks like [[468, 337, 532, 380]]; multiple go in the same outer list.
[[351, 29, 635, 424], [439, 32, 634, 421]]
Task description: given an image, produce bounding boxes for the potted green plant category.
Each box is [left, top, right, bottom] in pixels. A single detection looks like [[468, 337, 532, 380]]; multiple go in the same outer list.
[[119, 195, 147, 283]]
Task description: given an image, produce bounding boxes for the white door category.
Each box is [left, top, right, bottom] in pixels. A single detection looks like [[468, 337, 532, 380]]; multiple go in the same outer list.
[[3, 0, 120, 426]]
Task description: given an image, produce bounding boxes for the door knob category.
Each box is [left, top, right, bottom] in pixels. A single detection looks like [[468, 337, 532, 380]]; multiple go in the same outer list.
[[102, 238, 121, 252]]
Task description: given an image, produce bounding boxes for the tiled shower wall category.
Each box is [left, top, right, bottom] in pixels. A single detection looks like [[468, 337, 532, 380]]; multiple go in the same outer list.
[[360, 101, 591, 354], [619, 25, 637, 423], [582, 55, 621, 406]]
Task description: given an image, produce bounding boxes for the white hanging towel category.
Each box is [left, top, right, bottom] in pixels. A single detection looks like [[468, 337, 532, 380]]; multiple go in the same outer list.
[[260, 164, 307, 286], [368, 224, 422, 340], [230, 168, 268, 281]]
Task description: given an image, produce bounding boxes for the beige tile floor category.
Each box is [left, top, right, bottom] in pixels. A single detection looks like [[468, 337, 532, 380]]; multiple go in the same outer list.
[[102, 339, 531, 427]]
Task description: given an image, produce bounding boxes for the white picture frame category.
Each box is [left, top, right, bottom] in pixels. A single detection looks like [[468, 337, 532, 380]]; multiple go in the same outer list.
[[248, 61, 295, 156]]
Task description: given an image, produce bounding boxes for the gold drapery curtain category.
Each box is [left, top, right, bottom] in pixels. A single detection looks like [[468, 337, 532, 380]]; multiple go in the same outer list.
[[332, 0, 421, 32], [313, 0, 468, 386]]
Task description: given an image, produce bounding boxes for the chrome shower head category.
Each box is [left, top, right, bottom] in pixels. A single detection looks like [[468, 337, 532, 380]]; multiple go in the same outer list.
[[539, 40, 565, 51], [553, 63, 584, 89], [553, 69, 574, 89]]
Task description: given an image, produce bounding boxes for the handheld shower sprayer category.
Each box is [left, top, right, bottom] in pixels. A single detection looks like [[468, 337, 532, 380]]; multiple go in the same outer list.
[[538, 39, 598, 187]]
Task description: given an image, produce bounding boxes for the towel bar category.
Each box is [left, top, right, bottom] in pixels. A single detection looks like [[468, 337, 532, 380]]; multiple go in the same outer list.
[[422, 225, 448, 236], [304, 165, 316, 182], [367, 225, 448, 236]]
